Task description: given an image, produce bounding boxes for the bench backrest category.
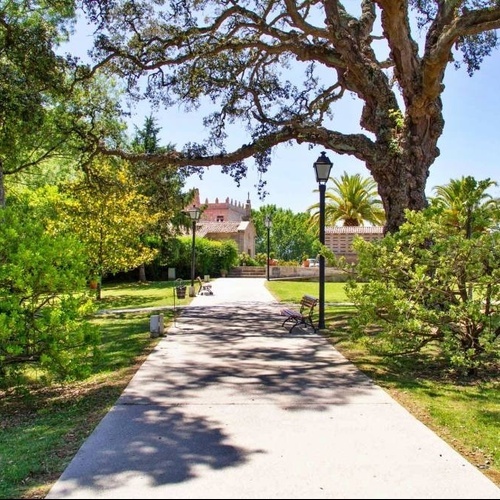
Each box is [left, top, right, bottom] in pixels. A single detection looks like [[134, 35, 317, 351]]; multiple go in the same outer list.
[[300, 295, 318, 311], [197, 276, 207, 292]]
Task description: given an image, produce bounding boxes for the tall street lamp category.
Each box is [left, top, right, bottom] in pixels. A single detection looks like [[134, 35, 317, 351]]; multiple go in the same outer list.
[[187, 205, 201, 297], [264, 215, 272, 281], [313, 151, 333, 330]]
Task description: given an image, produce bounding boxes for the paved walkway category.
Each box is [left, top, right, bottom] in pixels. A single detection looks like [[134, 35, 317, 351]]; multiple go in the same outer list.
[[46, 278, 499, 499]]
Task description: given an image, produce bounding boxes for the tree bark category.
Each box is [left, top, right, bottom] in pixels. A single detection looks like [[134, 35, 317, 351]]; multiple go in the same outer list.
[[138, 263, 147, 282]]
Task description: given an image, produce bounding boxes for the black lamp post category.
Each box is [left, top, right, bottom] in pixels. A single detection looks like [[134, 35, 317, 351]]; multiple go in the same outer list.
[[313, 151, 333, 330], [187, 205, 201, 297], [265, 216, 272, 281]]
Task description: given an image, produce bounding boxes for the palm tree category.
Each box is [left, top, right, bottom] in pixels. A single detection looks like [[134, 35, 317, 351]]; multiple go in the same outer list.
[[308, 172, 386, 228], [431, 176, 499, 237]]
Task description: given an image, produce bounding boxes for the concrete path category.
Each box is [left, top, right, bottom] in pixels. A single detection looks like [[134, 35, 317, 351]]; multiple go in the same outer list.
[[46, 278, 500, 499]]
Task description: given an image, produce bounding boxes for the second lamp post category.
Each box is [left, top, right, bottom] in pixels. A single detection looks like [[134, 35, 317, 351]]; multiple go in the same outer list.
[[265, 215, 272, 281], [313, 151, 333, 330], [187, 205, 201, 297]]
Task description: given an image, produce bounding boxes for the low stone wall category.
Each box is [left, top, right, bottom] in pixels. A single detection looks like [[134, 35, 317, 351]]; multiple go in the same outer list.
[[269, 266, 349, 282]]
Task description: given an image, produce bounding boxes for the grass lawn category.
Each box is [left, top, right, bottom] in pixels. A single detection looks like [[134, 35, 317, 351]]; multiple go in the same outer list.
[[0, 279, 498, 498], [265, 279, 351, 304], [97, 280, 194, 309]]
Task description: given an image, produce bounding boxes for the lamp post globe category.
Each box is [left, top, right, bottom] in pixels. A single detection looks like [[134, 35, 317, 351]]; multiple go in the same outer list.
[[313, 151, 333, 330]]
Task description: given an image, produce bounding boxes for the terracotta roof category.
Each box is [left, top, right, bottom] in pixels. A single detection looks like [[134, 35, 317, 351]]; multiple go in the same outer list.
[[195, 221, 250, 237]]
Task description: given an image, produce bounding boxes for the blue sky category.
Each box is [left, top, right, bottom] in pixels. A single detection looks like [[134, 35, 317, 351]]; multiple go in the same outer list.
[[65, 11, 500, 215]]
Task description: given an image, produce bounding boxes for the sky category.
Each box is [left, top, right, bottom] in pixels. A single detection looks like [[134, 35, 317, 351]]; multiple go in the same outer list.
[[65, 8, 500, 215]]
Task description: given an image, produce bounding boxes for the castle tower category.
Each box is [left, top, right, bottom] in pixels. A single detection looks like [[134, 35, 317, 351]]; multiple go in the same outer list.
[[199, 193, 252, 222]]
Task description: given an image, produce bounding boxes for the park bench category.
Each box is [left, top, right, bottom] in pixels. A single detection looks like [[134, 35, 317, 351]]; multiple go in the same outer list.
[[197, 276, 213, 295], [280, 294, 318, 333]]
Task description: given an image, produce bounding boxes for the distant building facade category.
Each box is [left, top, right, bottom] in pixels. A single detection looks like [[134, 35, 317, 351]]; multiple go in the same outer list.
[[189, 190, 257, 257], [326, 226, 384, 263], [188, 190, 383, 262]]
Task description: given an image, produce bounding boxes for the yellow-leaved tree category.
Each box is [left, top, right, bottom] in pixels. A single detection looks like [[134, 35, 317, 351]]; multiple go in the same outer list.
[[61, 157, 161, 299]]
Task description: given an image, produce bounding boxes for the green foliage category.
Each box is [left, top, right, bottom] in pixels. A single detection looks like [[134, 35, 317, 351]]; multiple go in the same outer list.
[[254, 252, 268, 265], [216, 239, 240, 271], [130, 115, 193, 238], [313, 242, 337, 267], [387, 109, 404, 154], [252, 205, 277, 255], [238, 252, 258, 266], [0, 189, 100, 383], [430, 176, 499, 235], [388, 108, 404, 130], [168, 236, 239, 278], [192, 237, 215, 275], [343, 205, 499, 376], [252, 206, 316, 261], [0, 1, 72, 161], [308, 172, 386, 228], [165, 236, 191, 279], [0, 3, 126, 205], [60, 158, 161, 293]]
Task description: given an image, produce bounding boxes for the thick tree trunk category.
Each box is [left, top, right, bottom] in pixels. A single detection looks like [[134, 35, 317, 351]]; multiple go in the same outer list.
[[372, 155, 429, 234], [367, 99, 443, 234]]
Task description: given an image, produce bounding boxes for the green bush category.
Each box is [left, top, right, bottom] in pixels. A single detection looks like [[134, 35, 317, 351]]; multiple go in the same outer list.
[[164, 236, 239, 278], [238, 252, 258, 266], [215, 239, 240, 272], [342, 207, 499, 377], [0, 190, 100, 384], [254, 252, 267, 265]]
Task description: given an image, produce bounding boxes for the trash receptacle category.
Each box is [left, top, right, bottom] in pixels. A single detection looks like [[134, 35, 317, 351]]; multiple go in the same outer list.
[[175, 279, 186, 299]]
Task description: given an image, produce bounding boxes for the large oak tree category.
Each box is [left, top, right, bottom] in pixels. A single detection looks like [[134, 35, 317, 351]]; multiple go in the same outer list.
[[82, 1, 500, 233]]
